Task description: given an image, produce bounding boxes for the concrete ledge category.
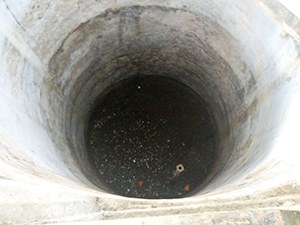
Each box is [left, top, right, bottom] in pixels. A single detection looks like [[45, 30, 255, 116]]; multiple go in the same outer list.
[[42, 210, 300, 225]]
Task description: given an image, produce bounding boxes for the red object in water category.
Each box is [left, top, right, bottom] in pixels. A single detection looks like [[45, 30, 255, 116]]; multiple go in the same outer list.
[[184, 184, 190, 191], [138, 180, 144, 186]]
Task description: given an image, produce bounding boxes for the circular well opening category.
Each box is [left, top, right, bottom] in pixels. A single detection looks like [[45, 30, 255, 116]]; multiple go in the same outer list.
[[86, 75, 218, 198], [44, 5, 283, 199]]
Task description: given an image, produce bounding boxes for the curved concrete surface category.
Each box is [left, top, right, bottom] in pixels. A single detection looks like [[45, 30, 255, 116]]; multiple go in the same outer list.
[[1, 0, 300, 223]]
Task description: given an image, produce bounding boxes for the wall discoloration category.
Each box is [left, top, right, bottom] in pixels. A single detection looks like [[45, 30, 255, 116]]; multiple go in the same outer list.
[[43, 5, 300, 194], [1, 0, 300, 223]]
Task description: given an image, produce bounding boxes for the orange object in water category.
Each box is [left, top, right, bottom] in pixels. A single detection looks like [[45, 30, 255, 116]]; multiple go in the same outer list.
[[138, 181, 144, 186], [184, 184, 190, 191]]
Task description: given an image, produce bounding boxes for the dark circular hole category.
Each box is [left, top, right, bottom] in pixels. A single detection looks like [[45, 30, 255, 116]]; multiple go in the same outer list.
[[85, 75, 218, 199]]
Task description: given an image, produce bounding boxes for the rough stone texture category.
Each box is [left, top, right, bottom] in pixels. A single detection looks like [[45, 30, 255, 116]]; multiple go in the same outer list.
[[0, 0, 300, 224], [49, 210, 286, 224]]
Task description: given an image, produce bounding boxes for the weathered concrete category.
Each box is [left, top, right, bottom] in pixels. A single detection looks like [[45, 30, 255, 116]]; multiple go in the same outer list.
[[0, 0, 300, 223], [50, 210, 300, 224]]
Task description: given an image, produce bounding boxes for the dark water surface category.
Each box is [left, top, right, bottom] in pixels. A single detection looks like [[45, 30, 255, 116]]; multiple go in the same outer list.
[[86, 75, 217, 199]]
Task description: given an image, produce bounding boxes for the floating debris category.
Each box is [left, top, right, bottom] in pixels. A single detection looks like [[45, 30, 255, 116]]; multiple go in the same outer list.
[[184, 184, 190, 191], [172, 164, 185, 180], [85, 76, 217, 199], [144, 160, 149, 169]]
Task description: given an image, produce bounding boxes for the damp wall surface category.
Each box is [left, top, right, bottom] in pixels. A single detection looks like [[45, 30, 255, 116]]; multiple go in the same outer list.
[[1, 0, 300, 222], [44, 3, 299, 194]]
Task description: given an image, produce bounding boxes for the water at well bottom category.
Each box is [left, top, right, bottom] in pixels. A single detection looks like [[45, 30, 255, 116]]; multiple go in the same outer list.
[[86, 75, 217, 198]]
